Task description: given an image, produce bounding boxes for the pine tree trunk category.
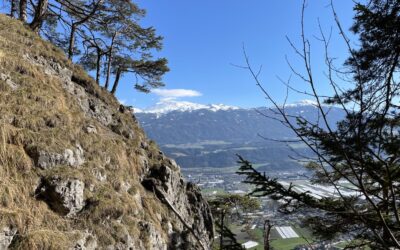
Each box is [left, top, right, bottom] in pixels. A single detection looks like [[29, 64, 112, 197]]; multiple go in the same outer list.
[[95, 48, 102, 85], [104, 33, 116, 90], [104, 51, 112, 90], [10, 0, 18, 18], [29, 0, 48, 32], [68, 24, 76, 59], [263, 220, 272, 250], [19, 0, 27, 22], [110, 68, 121, 95]]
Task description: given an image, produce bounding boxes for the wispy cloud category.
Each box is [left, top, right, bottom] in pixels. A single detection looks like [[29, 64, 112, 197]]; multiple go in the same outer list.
[[118, 99, 127, 105], [152, 88, 202, 100]]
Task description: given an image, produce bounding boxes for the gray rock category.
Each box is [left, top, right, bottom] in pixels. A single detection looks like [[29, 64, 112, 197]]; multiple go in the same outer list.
[[0, 73, 18, 90], [72, 231, 97, 250], [34, 145, 85, 169], [92, 169, 107, 182], [139, 221, 167, 250], [83, 125, 97, 134], [61, 84, 114, 128], [0, 227, 17, 249], [138, 155, 149, 181], [109, 122, 135, 140], [113, 226, 136, 250], [36, 177, 85, 216], [86, 98, 113, 126], [118, 181, 131, 193], [23, 54, 72, 81], [142, 161, 214, 249]]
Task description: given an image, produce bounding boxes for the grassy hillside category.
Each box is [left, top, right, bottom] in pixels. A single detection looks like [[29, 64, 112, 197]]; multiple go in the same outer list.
[[0, 14, 212, 249]]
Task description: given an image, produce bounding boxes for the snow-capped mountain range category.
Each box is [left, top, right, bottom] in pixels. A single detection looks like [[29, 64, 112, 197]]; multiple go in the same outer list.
[[134, 99, 323, 115], [134, 100, 239, 114]]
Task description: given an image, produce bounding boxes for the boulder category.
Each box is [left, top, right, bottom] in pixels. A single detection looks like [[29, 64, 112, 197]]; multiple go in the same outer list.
[[0, 73, 18, 90], [83, 125, 97, 134], [72, 231, 97, 250], [139, 221, 167, 250], [0, 226, 17, 249], [36, 177, 85, 216], [92, 169, 107, 182], [29, 145, 85, 170]]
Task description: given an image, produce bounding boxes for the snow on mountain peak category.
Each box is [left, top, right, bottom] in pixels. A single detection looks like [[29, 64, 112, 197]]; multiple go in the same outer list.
[[284, 99, 320, 108], [135, 100, 239, 115], [133, 99, 323, 115], [208, 104, 239, 111]]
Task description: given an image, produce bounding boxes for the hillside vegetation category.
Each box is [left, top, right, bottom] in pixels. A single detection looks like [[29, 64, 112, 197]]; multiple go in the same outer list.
[[0, 15, 212, 250]]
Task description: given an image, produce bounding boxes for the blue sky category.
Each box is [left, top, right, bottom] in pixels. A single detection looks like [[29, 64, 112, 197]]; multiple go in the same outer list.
[[116, 0, 357, 109]]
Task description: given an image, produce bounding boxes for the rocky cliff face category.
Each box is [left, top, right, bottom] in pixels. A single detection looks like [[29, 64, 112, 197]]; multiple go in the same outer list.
[[0, 15, 213, 249]]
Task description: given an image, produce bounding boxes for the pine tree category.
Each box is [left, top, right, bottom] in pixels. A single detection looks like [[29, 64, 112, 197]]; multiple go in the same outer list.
[[2, 0, 169, 94], [30, 0, 49, 31], [79, 0, 168, 94], [209, 194, 260, 250]]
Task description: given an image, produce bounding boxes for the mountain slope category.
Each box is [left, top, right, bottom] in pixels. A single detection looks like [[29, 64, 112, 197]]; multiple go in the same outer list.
[[0, 15, 212, 250], [136, 104, 344, 170]]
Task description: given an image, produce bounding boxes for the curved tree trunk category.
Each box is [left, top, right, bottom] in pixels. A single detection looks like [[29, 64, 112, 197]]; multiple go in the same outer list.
[[19, 0, 27, 22], [110, 68, 122, 95], [67, 1, 102, 60]]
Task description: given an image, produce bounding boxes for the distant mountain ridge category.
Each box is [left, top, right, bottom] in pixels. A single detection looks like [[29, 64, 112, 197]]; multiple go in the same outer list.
[[136, 100, 345, 171], [134, 99, 239, 115], [135, 99, 327, 115]]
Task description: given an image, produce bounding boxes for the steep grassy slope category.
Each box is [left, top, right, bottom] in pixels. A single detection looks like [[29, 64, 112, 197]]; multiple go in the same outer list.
[[0, 15, 213, 250]]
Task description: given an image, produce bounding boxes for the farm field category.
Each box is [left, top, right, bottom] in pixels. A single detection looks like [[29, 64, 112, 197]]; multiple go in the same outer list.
[[231, 223, 314, 250], [279, 180, 359, 199]]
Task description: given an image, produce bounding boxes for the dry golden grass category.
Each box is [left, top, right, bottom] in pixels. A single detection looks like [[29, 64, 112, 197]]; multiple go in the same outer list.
[[0, 14, 173, 249]]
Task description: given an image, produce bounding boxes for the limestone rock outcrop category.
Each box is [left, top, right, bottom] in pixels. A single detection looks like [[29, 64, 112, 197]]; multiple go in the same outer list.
[[36, 177, 86, 216], [0, 227, 17, 249], [27, 145, 85, 170]]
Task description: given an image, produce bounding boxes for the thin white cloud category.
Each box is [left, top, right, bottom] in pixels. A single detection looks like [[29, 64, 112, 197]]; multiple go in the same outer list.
[[152, 88, 202, 100], [118, 99, 127, 105]]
